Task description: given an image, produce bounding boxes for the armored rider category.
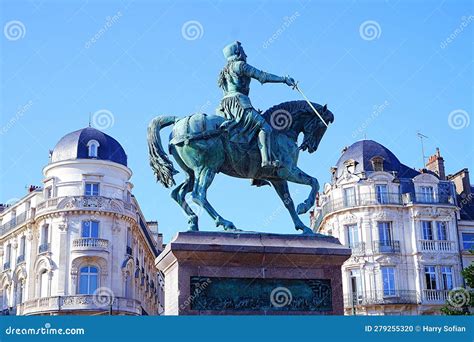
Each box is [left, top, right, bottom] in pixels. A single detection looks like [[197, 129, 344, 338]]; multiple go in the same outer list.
[[217, 41, 296, 168]]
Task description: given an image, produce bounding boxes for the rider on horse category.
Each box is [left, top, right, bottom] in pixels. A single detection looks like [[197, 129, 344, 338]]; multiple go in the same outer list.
[[217, 41, 296, 168]]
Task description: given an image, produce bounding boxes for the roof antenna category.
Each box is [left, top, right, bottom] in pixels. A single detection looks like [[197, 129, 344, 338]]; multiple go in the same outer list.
[[417, 132, 428, 167]]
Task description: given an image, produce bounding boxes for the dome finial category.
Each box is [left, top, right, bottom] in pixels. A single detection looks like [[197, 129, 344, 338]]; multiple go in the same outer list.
[[88, 112, 92, 127]]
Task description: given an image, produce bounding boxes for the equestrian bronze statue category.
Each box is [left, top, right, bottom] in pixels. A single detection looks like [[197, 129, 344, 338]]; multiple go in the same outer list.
[[148, 42, 333, 234]]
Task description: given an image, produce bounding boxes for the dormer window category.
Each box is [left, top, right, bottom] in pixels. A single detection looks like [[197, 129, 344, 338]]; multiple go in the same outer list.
[[343, 159, 358, 174], [371, 156, 384, 172], [87, 140, 100, 158]]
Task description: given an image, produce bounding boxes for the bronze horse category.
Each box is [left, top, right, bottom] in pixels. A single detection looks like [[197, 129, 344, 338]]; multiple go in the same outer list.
[[147, 100, 334, 234]]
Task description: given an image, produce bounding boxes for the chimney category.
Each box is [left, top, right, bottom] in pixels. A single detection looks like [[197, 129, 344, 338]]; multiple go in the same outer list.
[[448, 168, 471, 196], [425, 148, 446, 180]]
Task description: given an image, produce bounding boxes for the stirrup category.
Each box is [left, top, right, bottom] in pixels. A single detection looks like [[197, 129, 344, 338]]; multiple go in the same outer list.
[[261, 160, 281, 168]]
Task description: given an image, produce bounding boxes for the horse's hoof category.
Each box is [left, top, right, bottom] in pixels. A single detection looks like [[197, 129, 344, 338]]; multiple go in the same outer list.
[[296, 202, 309, 215], [215, 218, 236, 231], [302, 227, 314, 235], [188, 217, 199, 231]]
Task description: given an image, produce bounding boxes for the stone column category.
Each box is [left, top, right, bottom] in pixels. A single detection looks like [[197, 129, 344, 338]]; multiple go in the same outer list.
[[26, 224, 37, 300], [57, 216, 69, 295]]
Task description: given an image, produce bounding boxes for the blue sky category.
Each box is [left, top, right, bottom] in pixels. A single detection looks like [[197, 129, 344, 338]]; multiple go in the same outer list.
[[1, 0, 473, 243]]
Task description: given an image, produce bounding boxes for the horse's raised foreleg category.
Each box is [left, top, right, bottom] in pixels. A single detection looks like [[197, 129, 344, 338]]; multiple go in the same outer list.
[[192, 168, 236, 231], [285, 167, 319, 215], [269, 179, 313, 235]]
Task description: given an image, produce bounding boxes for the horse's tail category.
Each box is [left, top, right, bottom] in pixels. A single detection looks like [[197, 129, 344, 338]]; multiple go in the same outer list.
[[147, 116, 178, 188]]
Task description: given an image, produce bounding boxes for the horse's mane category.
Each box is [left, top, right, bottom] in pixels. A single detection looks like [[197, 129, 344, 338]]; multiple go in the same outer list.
[[262, 100, 326, 121], [262, 100, 332, 153]]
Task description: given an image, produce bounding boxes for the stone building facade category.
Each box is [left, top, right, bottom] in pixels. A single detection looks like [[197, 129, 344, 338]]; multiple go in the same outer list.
[[0, 127, 163, 315], [311, 140, 466, 315]]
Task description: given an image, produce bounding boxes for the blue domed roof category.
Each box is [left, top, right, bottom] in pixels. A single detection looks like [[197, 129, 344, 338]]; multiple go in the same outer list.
[[51, 127, 128, 166], [335, 140, 419, 179]]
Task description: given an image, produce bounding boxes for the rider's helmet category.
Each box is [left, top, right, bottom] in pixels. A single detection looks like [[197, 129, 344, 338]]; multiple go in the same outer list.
[[222, 41, 247, 62]]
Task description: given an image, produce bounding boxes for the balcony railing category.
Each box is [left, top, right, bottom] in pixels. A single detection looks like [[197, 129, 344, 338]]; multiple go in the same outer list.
[[344, 290, 420, 308], [17, 295, 142, 316], [321, 193, 402, 216], [419, 240, 455, 252], [313, 191, 455, 230], [372, 240, 401, 254], [36, 196, 136, 218], [36, 198, 59, 211], [0, 212, 28, 236], [38, 243, 50, 254], [3, 261, 11, 271], [72, 238, 109, 249], [17, 255, 25, 264], [349, 242, 365, 256], [410, 193, 454, 205], [422, 289, 449, 303]]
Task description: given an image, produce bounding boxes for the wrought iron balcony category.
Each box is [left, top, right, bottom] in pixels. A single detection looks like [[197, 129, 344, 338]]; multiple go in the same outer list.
[[17, 255, 25, 264], [372, 240, 401, 254], [313, 193, 402, 228], [126, 246, 133, 256], [38, 243, 50, 254], [419, 240, 456, 252], [408, 193, 454, 205], [72, 238, 109, 250], [313, 191, 455, 230], [322, 192, 402, 214], [344, 290, 420, 308], [3, 261, 11, 271]]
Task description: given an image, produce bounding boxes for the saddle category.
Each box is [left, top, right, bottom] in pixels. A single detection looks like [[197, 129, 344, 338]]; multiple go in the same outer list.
[[169, 113, 224, 146]]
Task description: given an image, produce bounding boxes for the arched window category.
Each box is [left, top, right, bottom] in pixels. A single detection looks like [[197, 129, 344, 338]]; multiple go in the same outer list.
[[79, 266, 98, 294], [87, 140, 100, 158], [1, 286, 8, 311], [39, 270, 48, 297], [14, 282, 24, 306]]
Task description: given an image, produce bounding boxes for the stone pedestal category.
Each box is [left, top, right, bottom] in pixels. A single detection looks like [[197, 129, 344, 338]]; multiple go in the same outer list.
[[155, 231, 350, 315]]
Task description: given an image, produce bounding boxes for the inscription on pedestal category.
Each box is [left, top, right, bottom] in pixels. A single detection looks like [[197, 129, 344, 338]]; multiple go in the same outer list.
[[189, 277, 332, 312]]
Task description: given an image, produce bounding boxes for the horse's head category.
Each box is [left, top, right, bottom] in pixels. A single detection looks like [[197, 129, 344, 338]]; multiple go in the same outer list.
[[300, 103, 334, 153], [263, 101, 334, 154]]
